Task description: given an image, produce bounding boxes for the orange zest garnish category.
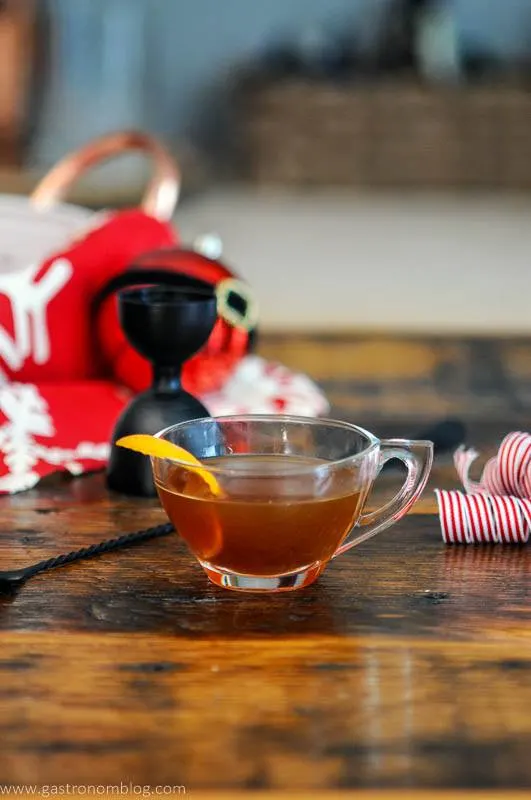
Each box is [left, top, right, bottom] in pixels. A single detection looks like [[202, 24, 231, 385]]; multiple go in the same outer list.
[[115, 434, 222, 497]]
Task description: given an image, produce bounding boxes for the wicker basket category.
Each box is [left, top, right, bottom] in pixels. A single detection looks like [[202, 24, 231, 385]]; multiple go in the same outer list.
[[237, 78, 531, 189]]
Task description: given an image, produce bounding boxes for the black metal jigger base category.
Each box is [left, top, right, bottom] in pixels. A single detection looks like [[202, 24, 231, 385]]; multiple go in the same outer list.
[[106, 282, 218, 498]]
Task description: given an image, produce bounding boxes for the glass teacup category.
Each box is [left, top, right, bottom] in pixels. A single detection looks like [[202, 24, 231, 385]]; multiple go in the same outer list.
[[151, 415, 433, 592]]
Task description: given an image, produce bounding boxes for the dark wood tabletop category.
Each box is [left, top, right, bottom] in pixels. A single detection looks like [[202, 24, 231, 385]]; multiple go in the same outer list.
[[1, 334, 530, 798]]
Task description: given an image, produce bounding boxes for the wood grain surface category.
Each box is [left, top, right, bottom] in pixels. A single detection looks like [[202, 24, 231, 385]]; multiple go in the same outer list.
[[8, 794, 531, 800], [193, 795, 531, 800], [0, 335, 530, 795], [196, 795, 531, 800]]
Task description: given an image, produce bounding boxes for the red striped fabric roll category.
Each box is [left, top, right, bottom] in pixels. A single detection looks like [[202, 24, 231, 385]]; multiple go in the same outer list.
[[436, 431, 531, 544]]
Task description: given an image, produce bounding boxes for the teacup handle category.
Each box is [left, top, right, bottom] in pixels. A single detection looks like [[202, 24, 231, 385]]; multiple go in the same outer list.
[[334, 439, 433, 557]]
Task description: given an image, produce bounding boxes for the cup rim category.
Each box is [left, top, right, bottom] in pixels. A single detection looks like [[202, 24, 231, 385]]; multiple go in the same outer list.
[[153, 414, 380, 476]]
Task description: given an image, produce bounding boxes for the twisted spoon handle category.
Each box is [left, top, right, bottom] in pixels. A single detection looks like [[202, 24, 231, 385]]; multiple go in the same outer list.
[[0, 522, 174, 593]]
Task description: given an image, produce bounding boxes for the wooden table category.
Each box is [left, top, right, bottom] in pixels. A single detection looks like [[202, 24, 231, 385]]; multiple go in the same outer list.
[[1, 335, 530, 798]]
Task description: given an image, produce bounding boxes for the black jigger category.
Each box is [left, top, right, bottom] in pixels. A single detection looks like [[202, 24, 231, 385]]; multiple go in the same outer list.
[[106, 283, 218, 497]]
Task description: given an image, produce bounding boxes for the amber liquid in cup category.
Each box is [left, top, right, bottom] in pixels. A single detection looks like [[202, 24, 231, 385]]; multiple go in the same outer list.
[[152, 415, 433, 592], [156, 454, 364, 577]]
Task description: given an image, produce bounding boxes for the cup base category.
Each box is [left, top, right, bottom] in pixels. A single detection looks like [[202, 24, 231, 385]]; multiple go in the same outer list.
[[199, 560, 325, 593]]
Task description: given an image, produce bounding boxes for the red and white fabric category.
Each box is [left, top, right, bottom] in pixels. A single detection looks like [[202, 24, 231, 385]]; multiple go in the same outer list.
[[435, 431, 531, 544], [201, 356, 329, 417], [0, 128, 330, 495], [0, 358, 329, 494], [0, 205, 329, 494]]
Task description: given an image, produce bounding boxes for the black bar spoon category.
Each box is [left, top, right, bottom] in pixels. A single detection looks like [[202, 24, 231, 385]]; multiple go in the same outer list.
[[0, 522, 173, 594]]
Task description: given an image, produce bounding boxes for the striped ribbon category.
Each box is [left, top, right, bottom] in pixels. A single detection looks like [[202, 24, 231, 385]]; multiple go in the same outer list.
[[435, 431, 531, 544]]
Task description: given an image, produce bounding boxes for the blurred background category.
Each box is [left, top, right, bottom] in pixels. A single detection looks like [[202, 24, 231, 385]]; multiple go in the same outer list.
[[3, 0, 531, 333]]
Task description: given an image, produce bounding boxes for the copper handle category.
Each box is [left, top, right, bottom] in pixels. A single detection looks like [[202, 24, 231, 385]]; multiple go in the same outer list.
[[30, 130, 180, 221]]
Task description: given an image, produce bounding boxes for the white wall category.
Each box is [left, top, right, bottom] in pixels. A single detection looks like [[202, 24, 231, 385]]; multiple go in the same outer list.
[[35, 0, 531, 167]]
